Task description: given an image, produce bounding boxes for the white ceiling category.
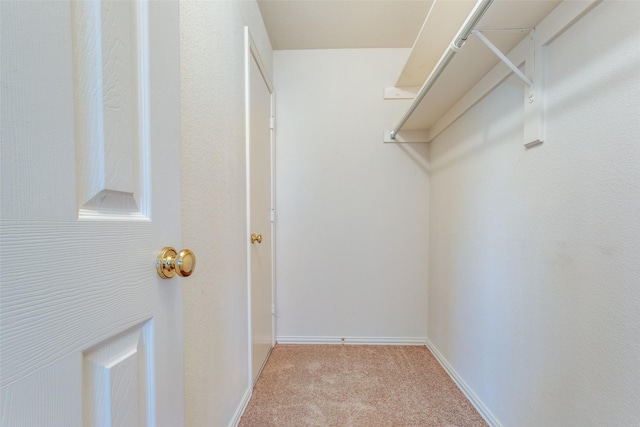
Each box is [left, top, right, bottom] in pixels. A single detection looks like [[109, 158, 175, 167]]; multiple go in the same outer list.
[[257, 0, 433, 50]]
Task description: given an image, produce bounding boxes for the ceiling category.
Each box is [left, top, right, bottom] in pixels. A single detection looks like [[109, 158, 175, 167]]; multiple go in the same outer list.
[[257, 0, 566, 140], [257, 0, 433, 50]]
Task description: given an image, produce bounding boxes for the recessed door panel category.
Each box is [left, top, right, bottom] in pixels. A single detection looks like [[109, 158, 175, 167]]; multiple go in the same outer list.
[[83, 321, 152, 426], [72, 0, 147, 216]]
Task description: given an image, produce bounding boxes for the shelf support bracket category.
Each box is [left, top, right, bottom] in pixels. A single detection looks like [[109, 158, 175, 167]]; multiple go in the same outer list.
[[473, 29, 543, 147], [472, 30, 533, 90], [523, 30, 544, 147], [383, 130, 429, 143]]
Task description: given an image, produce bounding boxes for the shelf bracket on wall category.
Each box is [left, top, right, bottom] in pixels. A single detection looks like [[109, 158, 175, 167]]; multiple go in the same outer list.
[[523, 30, 544, 148], [383, 130, 430, 144], [472, 30, 533, 90], [472, 29, 543, 147]]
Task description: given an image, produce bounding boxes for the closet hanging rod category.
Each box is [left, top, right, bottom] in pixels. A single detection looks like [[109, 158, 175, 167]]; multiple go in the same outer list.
[[389, 0, 494, 140]]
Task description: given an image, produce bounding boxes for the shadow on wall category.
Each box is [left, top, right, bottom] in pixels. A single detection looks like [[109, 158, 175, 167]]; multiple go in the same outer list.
[[394, 142, 430, 176], [427, 15, 639, 176], [428, 75, 524, 175]]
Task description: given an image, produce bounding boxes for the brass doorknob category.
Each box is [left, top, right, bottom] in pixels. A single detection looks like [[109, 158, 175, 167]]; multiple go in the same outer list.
[[251, 233, 262, 244], [156, 247, 196, 279]]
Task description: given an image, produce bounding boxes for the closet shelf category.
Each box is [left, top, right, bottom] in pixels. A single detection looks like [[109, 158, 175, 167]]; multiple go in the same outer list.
[[384, 0, 594, 146], [388, 0, 494, 142]]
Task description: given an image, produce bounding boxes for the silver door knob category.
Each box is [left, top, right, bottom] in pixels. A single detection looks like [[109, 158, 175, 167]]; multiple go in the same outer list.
[[156, 247, 196, 279]]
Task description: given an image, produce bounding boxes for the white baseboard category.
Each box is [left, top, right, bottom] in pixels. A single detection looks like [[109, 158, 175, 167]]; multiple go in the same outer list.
[[425, 338, 503, 427], [228, 387, 252, 427], [276, 336, 427, 345]]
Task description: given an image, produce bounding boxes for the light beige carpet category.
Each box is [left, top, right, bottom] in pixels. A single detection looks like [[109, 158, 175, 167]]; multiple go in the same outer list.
[[239, 344, 488, 426]]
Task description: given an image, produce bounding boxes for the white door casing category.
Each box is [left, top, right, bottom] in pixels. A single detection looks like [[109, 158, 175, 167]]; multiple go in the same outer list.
[[0, 1, 184, 425], [245, 29, 275, 386]]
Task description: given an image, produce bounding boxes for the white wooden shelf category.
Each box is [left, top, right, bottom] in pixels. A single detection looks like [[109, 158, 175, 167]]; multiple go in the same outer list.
[[385, 0, 599, 145]]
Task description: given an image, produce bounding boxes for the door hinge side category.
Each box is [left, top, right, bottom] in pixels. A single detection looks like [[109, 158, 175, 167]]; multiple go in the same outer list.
[[270, 116, 275, 130], [270, 209, 275, 223]]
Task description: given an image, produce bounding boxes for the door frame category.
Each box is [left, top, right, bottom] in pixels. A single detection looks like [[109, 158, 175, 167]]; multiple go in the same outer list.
[[244, 27, 275, 387]]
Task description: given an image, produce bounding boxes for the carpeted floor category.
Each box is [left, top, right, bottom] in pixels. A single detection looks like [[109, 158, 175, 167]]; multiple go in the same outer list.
[[239, 344, 488, 426]]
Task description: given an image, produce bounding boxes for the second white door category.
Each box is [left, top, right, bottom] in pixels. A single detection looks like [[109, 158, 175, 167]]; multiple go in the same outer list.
[[247, 34, 274, 385]]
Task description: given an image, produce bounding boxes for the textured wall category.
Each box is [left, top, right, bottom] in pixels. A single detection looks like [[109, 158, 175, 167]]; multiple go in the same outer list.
[[274, 49, 429, 342], [179, 2, 272, 426], [428, 2, 640, 425]]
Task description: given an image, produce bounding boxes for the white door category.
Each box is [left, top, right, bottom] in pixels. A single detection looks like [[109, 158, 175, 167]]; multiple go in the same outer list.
[[246, 33, 274, 385], [1, 1, 185, 425]]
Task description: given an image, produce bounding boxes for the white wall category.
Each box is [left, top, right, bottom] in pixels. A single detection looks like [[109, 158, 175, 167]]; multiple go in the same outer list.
[[179, 2, 272, 426], [274, 49, 429, 343], [428, 2, 640, 425]]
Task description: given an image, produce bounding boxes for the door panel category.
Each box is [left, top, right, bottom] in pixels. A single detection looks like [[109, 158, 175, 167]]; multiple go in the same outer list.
[[0, 1, 184, 425], [83, 321, 153, 426], [72, 0, 147, 215], [0, 0, 77, 221], [248, 49, 274, 385]]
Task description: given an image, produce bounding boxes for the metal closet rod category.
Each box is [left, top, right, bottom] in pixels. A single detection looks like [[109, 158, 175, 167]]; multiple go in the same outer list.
[[390, 0, 494, 140]]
